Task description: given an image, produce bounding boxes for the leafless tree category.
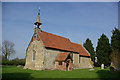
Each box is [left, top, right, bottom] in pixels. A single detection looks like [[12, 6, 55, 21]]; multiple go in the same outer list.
[[2, 40, 15, 60]]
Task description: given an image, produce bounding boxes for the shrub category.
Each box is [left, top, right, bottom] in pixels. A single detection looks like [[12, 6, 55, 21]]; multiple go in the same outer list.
[[2, 58, 25, 66]]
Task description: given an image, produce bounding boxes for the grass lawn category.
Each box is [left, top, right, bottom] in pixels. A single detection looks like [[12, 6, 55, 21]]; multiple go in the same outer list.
[[2, 65, 120, 79]]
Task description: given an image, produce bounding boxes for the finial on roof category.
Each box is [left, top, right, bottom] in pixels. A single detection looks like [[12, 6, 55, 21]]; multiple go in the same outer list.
[[34, 7, 42, 28], [38, 7, 40, 15]]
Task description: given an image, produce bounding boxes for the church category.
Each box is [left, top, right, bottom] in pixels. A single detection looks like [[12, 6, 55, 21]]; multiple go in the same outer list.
[[24, 9, 93, 71]]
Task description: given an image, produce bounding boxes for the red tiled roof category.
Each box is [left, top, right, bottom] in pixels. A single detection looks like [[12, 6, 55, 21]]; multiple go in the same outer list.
[[71, 43, 90, 56], [31, 31, 90, 57], [56, 52, 69, 61], [37, 31, 74, 52]]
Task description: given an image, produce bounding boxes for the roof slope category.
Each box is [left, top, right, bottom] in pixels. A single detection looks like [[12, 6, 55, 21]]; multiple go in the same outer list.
[[71, 43, 90, 56], [56, 52, 69, 61], [31, 31, 90, 57], [37, 31, 74, 52]]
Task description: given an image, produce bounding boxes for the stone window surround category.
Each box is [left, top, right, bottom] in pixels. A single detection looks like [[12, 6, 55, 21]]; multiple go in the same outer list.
[[59, 61, 62, 65], [32, 50, 36, 61]]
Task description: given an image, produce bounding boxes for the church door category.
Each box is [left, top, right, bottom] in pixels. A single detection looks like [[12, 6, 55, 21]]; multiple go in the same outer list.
[[66, 61, 69, 71]]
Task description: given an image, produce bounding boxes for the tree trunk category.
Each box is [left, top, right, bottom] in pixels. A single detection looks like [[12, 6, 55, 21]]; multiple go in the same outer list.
[[5, 53, 8, 60]]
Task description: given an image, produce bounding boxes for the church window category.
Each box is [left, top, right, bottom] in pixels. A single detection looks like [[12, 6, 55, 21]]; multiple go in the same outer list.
[[59, 61, 62, 65], [33, 50, 36, 61], [34, 33, 37, 38], [79, 56, 80, 63]]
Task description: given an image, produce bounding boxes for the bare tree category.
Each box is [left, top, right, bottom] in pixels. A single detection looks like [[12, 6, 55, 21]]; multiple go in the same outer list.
[[2, 40, 15, 60]]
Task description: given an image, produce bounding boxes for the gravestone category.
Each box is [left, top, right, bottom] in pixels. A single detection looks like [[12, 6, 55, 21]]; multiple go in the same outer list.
[[89, 68, 94, 71], [101, 64, 104, 69], [17, 65, 22, 67]]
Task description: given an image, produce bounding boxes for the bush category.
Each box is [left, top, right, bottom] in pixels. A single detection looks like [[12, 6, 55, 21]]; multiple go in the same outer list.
[[2, 58, 25, 66], [2, 60, 9, 65]]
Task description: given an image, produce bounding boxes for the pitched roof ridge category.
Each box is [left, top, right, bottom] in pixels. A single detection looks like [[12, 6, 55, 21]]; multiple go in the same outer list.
[[71, 42, 82, 46], [38, 31, 70, 40]]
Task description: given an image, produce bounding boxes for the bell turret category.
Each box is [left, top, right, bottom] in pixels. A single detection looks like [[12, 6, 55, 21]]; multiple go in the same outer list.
[[34, 8, 42, 34], [34, 7, 42, 28]]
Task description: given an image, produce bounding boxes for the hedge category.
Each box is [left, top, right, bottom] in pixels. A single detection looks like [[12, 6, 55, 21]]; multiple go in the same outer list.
[[2, 59, 25, 66]]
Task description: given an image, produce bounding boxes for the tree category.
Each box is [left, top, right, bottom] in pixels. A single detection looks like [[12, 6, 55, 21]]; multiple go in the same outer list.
[[111, 27, 120, 69], [2, 40, 15, 60], [0, 44, 2, 61], [96, 34, 111, 66], [83, 38, 95, 64]]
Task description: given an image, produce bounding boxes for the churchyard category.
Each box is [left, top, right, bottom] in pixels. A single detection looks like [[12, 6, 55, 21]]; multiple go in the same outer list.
[[2, 65, 120, 79]]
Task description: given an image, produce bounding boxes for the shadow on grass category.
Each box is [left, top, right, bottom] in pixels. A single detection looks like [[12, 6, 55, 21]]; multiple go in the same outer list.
[[96, 69, 120, 79], [2, 72, 34, 80]]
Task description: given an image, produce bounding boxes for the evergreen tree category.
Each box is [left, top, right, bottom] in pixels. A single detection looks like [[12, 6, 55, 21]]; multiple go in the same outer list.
[[96, 34, 111, 66], [111, 28, 120, 52], [83, 38, 95, 64], [111, 27, 120, 69]]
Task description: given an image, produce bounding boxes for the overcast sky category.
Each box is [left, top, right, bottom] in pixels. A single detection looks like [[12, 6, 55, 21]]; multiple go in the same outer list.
[[2, 2, 118, 59]]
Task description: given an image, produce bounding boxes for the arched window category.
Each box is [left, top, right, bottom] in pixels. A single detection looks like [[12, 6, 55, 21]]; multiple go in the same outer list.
[[33, 50, 36, 61]]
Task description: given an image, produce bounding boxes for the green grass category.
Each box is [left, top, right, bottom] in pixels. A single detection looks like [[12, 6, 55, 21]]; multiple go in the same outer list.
[[2, 65, 120, 79]]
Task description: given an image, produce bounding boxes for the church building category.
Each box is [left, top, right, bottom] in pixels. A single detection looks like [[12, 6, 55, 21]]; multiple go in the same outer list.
[[24, 9, 93, 71]]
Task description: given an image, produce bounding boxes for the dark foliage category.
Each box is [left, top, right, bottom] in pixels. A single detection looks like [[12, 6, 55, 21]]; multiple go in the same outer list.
[[96, 34, 111, 66], [83, 38, 95, 64], [2, 58, 25, 66], [111, 27, 120, 70], [111, 27, 120, 52]]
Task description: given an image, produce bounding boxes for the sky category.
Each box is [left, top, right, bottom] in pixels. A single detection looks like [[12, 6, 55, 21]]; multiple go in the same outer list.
[[2, 2, 118, 59]]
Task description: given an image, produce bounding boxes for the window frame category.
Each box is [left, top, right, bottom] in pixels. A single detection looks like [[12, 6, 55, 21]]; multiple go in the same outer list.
[[59, 61, 62, 65], [32, 50, 36, 61]]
